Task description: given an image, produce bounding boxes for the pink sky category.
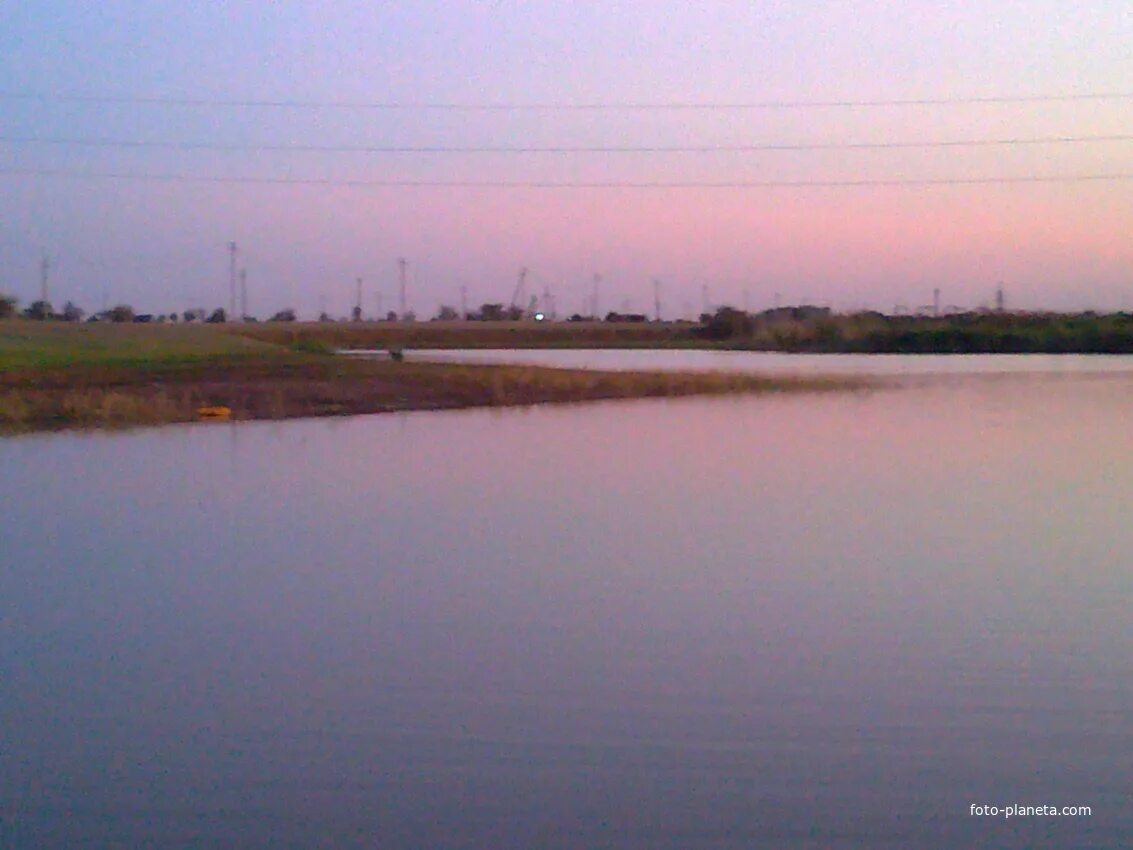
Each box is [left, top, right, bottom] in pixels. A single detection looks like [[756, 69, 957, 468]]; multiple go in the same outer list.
[[1, 2, 1130, 316]]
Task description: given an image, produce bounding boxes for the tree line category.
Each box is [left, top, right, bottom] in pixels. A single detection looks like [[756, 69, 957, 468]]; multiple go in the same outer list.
[[0, 294, 304, 324]]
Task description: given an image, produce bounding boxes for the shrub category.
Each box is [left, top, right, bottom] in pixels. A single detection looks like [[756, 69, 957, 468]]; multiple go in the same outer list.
[[107, 304, 135, 323], [23, 300, 54, 321], [699, 306, 755, 340]]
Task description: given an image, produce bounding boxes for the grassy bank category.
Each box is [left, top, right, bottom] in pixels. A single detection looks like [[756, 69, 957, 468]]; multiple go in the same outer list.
[[229, 319, 692, 351], [0, 321, 860, 432]]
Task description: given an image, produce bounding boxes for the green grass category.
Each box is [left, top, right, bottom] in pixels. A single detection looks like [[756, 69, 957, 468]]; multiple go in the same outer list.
[[0, 320, 282, 371]]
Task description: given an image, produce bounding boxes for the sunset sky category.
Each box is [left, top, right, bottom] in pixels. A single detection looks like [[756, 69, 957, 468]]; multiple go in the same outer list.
[[1, 2, 1130, 317]]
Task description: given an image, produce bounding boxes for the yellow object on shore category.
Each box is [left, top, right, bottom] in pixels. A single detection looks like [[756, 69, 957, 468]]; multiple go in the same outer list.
[[197, 405, 231, 420]]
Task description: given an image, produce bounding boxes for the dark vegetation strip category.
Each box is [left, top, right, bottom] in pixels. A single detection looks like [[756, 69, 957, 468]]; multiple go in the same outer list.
[[231, 320, 693, 351], [228, 310, 1133, 354], [692, 308, 1133, 354]]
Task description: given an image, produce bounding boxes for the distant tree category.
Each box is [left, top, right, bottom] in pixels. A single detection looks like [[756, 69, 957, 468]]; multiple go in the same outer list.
[[435, 305, 459, 321], [23, 300, 55, 321], [62, 301, 85, 322], [168, 313, 178, 322], [476, 303, 506, 321], [0, 294, 16, 319], [183, 308, 206, 323], [270, 308, 297, 322], [107, 304, 135, 323], [384, 310, 397, 321], [699, 306, 755, 340], [402, 310, 417, 322], [206, 307, 227, 323]]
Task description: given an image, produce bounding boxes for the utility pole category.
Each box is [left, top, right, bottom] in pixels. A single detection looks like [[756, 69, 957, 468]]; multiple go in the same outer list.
[[591, 273, 600, 319], [40, 255, 50, 309], [240, 268, 247, 320], [995, 282, 1005, 313], [701, 284, 710, 315], [398, 258, 408, 318], [653, 278, 662, 322], [355, 276, 363, 321], [227, 242, 238, 321], [510, 267, 528, 316], [376, 291, 383, 319], [460, 284, 468, 319], [933, 287, 941, 317]]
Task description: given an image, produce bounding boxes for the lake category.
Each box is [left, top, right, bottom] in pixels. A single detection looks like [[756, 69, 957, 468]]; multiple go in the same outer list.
[[2, 354, 1131, 848]]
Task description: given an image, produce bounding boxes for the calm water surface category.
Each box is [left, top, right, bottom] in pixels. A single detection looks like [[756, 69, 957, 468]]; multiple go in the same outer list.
[[2, 361, 1131, 848], [407, 347, 1133, 376]]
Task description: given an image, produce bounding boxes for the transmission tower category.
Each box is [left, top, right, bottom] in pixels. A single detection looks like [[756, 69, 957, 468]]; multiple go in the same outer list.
[[227, 242, 238, 320], [398, 257, 408, 317], [239, 268, 247, 320], [510, 267, 529, 315], [40, 255, 50, 308]]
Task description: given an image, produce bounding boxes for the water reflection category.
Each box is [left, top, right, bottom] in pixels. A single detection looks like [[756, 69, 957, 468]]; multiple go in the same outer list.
[[2, 372, 1131, 848]]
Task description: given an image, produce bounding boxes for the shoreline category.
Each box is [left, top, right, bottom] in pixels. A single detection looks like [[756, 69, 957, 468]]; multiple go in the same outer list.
[[0, 355, 866, 434]]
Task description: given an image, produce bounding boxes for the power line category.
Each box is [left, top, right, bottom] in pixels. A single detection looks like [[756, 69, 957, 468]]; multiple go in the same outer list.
[[2, 91, 1132, 110], [3, 133, 1130, 153], [2, 167, 1131, 188]]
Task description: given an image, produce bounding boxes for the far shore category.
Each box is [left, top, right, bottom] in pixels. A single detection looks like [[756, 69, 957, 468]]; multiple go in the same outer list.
[[0, 321, 866, 433]]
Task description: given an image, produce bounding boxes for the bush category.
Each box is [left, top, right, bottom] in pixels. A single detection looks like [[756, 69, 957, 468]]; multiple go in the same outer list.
[[699, 307, 755, 340], [23, 300, 54, 321], [107, 304, 135, 323]]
